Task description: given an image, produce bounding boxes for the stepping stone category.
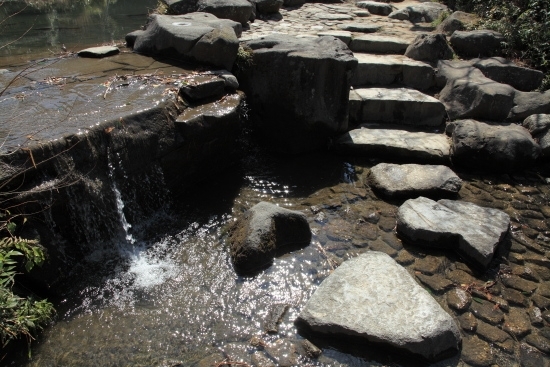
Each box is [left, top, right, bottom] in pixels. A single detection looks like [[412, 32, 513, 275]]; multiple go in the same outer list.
[[368, 163, 462, 199], [334, 126, 451, 164], [77, 46, 119, 58], [297, 252, 461, 361], [356, 1, 394, 16], [317, 30, 352, 45], [349, 88, 445, 126], [350, 35, 410, 54], [337, 23, 381, 33], [397, 197, 510, 268], [471, 57, 544, 92], [353, 54, 434, 90], [179, 75, 226, 101]]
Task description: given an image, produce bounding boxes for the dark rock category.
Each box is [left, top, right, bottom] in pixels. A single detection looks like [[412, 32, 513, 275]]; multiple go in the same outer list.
[[367, 163, 462, 199], [317, 30, 352, 45], [446, 269, 476, 285], [436, 11, 479, 36], [132, 13, 241, 70], [413, 255, 445, 275], [416, 273, 454, 293], [337, 23, 381, 33], [528, 307, 544, 326], [397, 197, 510, 268], [471, 300, 505, 325], [369, 239, 398, 257], [251, 0, 283, 14], [179, 75, 226, 101], [238, 34, 357, 154], [283, 0, 305, 6], [210, 69, 239, 89], [448, 119, 540, 171], [297, 252, 461, 361], [197, 0, 254, 24], [350, 35, 410, 54], [301, 339, 322, 359], [162, 0, 199, 14], [389, 2, 449, 23], [264, 303, 289, 333], [77, 46, 119, 58], [228, 201, 311, 274], [531, 294, 550, 309], [356, 1, 394, 16], [503, 307, 531, 338], [435, 59, 485, 88], [446, 288, 472, 311], [519, 343, 548, 367], [251, 352, 276, 367], [500, 274, 538, 294], [525, 334, 550, 354], [264, 339, 300, 367], [501, 288, 527, 307], [125, 30, 144, 47], [404, 33, 454, 62], [461, 336, 495, 367], [450, 30, 505, 58], [476, 321, 511, 344], [523, 114, 550, 157], [508, 90, 550, 122], [458, 312, 477, 332], [440, 76, 516, 121], [472, 57, 544, 92]]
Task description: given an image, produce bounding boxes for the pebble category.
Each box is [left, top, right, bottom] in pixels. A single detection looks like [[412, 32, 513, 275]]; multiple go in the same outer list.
[[524, 334, 550, 354], [471, 300, 504, 325], [447, 288, 472, 311], [501, 287, 529, 306], [415, 273, 453, 293], [301, 339, 322, 359], [413, 255, 445, 275], [368, 239, 398, 257], [528, 307, 544, 326], [394, 251, 415, 265], [531, 294, 550, 309], [476, 320, 511, 344], [500, 274, 538, 294], [461, 336, 495, 367], [446, 269, 477, 285], [458, 312, 477, 332], [519, 343, 547, 367], [502, 308, 531, 338], [251, 352, 276, 367]]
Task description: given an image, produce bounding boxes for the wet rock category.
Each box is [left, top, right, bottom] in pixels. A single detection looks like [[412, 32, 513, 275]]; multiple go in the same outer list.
[[377, 217, 396, 232], [510, 264, 540, 282], [472, 57, 544, 92], [251, 351, 276, 367], [132, 13, 241, 70], [238, 34, 357, 154], [413, 255, 445, 275], [450, 30, 505, 58], [210, 69, 239, 89], [354, 222, 379, 241], [476, 321, 511, 344], [528, 307, 543, 326], [367, 163, 462, 199], [448, 119, 540, 171], [264, 303, 289, 333], [461, 336, 495, 367], [324, 219, 353, 242], [471, 300, 504, 325], [525, 334, 550, 354], [337, 23, 381, 33], [538, 282, 550, 298], [228, 201, 311, 274], [447, 288, 472, 311], [356, 1, 394, 16], [397, 197, 510, 268], [251, 0, 283, 14], [395, 251, 415, 265], [446, 269, 476, 285], [531, 294, 550, 309], [264, 339, 300, 367], [301, 339, 322, 359], [501, 287, 528, 307], [519, 343, 548, 367], [297, 252, 461, 360], [333, 127, 451, 164], [458, 312, 477, 332], [196, 353, 226, 367], [404, 34, 454, 62], [436, 11, 479, 36], [416, 273, 454, 293], [500, 274, 538, 294], [77, 46, 119, 58], [440, 76, 516, 121], [180, 75, 226, 101], [503, 308, 531, 338]]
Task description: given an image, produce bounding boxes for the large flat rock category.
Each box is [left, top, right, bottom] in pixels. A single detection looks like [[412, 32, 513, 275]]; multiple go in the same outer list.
[[334, 127, 451, 164], [368, 163, 462, 199], [352, 54, 434, 90], [297, 251, 461, 361], [349, 88, 445, 126], [397, 197, 510, 268], [350, 35, 411, 54]]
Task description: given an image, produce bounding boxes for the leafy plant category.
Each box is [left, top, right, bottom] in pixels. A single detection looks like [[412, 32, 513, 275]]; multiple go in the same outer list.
[[431, 10, 450, 27], [233, 45, 255, 76]]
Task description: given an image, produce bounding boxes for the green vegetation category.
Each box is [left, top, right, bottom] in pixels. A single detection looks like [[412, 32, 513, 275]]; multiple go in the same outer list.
[[233, 45, 254, 76], [431, 10, 450, 27], [0, 215, 55, 353], [441, 0, 549, 90]]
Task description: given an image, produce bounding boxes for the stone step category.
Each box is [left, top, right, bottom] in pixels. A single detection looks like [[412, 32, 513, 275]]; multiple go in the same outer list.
[[334, 126, 451, 164], [349, 35, 411, 54], [352, 53, 435, 90], [349, 87, 446, 126]]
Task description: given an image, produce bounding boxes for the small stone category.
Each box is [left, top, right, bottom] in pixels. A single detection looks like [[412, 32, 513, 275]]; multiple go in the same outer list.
[[501, 287, 528, 306], [458, 312, 477, 332], [530, 264, 550, 281], [301, 339, 322, 359], [265, 339, 299, 367], [369, 239, 398, 257], [503, 308, 532, 338], [447, 288, 472, 311], [377, 217, 395, 232], [416, 273, 454, 293], [381, 233, 403, 250], [543, 310, 550, 323], [413, 255, 445, 275], [446, 269, 477, 285], [510, 264, 541, 282], [251, 352, 276, 367], [395, 251, 415, 265], [531, 294, 550, 309], [461, 336, 495, 367], [528, 307, 544, 326], [476, 321, 512, 344], [523, 253, 550, 267], [500, 274, 538, 294], [538, 283, 550, 298], [355, 222, 379, 241], [78, 45, 120, 58], [264, 304, 289, 333], [525, 334, 550, 354], [520, 343, 546, 367], [471, 300, 505, 325]]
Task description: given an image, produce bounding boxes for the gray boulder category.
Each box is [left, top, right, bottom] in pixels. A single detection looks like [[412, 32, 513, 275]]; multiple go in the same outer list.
[[131, 13, 241, 70], [404, 33, 454, 62], [471, 57, 544, 92], [251, 0, 283, 14], [508, 90, 550, 121], [389, 2, 449, 23], [180, 75, 226, 101], [397, 197, 510, 268], [197, 0, 254, 24], [450, 30, 504, 57], [356, 1, 394, 16], [435, 11, 479, 36], [228, 201, 311, 274], [162, 0, 199, 14], [297, 251, 461, 360], [439, 75, 516, 121], [448, 119, 540, 171], [368, 163, 462, 199], [523, 114, 550, 157], [435, 59, 485, 88], [237, 34, 357, 154]]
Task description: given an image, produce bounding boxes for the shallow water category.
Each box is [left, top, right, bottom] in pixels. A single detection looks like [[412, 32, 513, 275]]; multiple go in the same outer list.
[[0, 0, 156, 67]]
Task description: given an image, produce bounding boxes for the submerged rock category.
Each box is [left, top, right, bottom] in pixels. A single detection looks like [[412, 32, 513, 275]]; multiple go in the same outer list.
[[131, 13, 241, 70], [229, 201, 311, 274], [368, 163, 462, 199], [397, 197, 510, 268], [297, 252, 461, 361], [237, 34, 357, 154]]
